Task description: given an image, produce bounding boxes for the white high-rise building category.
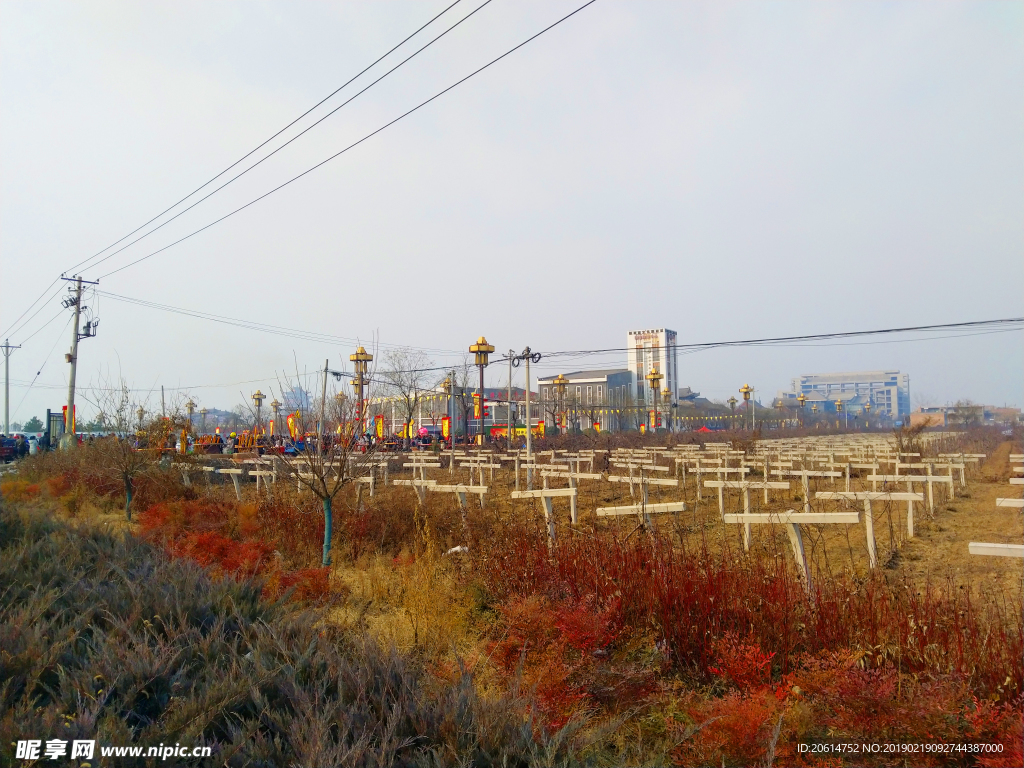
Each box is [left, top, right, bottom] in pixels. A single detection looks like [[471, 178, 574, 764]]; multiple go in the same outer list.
[[627, 328, 679, 407]]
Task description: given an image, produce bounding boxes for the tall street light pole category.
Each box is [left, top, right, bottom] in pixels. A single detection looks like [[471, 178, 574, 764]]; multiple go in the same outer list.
[[553, 374, 568, 434], [469, 336, 494, 444], [739, 384, 754, 431], [270, 399, 281, 437], [252, 390, 265, 433], [646, 368, 663, 431]]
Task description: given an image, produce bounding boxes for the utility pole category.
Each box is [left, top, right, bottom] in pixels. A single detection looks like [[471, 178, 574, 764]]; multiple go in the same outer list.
[[61, 275, 98, 447], [2, 339, 20, 435], [512, 347, 541, 488], [507, 350, 515, 446], [319, 359, 329, 441]]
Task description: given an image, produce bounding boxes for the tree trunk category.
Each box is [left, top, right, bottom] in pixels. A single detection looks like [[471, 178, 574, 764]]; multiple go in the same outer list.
[[321, 495, 333, 567], [124, 475, 133, 521]]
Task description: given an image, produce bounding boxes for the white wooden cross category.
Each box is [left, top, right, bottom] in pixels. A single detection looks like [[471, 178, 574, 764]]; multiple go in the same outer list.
[[816, 491, 925, 567], [722, 509, 862, 592], [391, 478, 437, 505], [215, 467, 245, 500], [428, 482, 489, 511], [704, 479, 791, 547], [866, 474, 952, 515], [968, 542, 1024, 558], [511, 486, 577, 543], [772, 469, 843, 513]]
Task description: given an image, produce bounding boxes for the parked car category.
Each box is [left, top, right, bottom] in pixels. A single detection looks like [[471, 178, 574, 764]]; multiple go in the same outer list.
[[0, 438, 17, 463]]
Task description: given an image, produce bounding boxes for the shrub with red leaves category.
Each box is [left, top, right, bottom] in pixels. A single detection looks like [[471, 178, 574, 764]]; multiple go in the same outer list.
[[169, 531, 273, 577], [709, 633, 776, 690]]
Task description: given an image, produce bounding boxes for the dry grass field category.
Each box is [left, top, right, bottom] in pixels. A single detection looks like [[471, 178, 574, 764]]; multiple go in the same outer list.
[[2, 427, 1021, 766]]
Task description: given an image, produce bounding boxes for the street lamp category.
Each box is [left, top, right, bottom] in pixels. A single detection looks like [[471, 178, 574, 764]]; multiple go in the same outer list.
[[252, 390, 265, 432], [350, 346, 373, 435], [797, 393, 806, 427], [663, 387, 672, 432], [553, 373, 568, 434], [835, 399, 846, 429], [469, 336, 494, 444], [646, 368, 663, 431], [185, 399, 196, 431], [199, 408, 208, 435], [270, 399, 281, 437], [739, 384, 754, 431], [441, 374, 453, 432], [136, 406, 145, 430], [864, 400, 871, 429]]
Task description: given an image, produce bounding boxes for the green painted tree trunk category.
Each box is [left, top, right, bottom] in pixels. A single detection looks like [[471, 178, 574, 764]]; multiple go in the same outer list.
[[322, 495, 333, 566], [124, 475, 133, 522]]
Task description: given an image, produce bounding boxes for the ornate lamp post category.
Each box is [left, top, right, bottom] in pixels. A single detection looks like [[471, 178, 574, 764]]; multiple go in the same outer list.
[[728, 396, 737, 429], [797, 393, 806, 427], [350, 346, 373, 435], [199, 408, 208, 435], [553, 374, 568, 433], [469, 336, 494, 444], [252, 390, 265, 432], [835, 399, 845, 429], [185, 399, 196, 431], [663, 387, 672, 432], [269, 399, 281, 437], [136, 406, 145, 430], [440, 375, 453, 437], [646, 367, 663, 430], [739, 384, 754, 430], [864, 400, 871, 430]]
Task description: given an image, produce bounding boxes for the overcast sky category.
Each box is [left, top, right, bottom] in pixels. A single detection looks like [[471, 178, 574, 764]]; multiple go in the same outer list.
[[2, 0, 1021, 424]]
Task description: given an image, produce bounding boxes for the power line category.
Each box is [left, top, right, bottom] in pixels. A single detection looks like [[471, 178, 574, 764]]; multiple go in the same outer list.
[[0, 278, 61, 340], [78, 0, 497, 276], [96, 0, 601, 280], [96, 290, 467, 354], [539, 318, 1024, 359], [63, 0, 466, 277]]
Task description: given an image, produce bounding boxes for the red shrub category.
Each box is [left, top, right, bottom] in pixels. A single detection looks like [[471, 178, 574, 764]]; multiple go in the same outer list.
[[45, 475, 73, 497], [480, 530, 1023, 700], [170, 531, 273, 577], [138, 498, 236, 539], [672, 688, 784, 767], [0, 481, 41, 501], [265, 568, 332, 603], [710, 633, 776, 690]]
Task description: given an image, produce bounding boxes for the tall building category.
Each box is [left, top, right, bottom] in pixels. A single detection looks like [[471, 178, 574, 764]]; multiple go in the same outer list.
[[777, 371, 910, 420], [627, 328, 679, 407]]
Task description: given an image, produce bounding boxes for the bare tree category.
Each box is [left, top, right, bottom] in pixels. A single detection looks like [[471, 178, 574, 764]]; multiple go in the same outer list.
[[380, 347, 433, 446], [950, 399, 984, 428], [275, 357, 381, 566], [88, 379, 176, 520]]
